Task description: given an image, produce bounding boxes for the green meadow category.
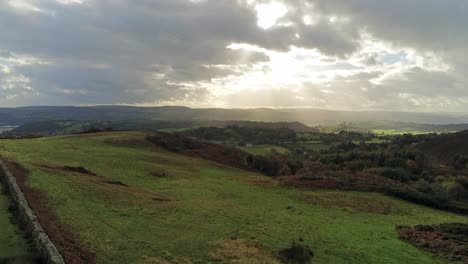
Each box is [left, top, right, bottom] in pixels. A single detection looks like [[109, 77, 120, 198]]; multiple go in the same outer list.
[[0, 186, 31, 260], [0, 131, 466, 263]]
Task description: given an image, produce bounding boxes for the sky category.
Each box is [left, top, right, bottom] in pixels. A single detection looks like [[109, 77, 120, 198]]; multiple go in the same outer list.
[[0, 0, 467, 111]]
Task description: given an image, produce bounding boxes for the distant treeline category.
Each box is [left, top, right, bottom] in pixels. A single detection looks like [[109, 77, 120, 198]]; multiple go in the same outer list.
[[180, 125, 297, 145], [8, 119, 314, 137], [2, 105, 468, 126]]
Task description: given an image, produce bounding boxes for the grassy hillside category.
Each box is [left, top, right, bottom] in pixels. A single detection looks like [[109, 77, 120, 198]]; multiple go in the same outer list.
[[0, 186, 32, 260], [0, 132, 467, 263]]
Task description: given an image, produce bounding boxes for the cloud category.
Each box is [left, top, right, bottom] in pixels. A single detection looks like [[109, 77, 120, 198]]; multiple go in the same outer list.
[[0, 0, 467, 111], [311, 0, 468, 54], [0, 0, 277, 105], [0, 65, 34, 104]]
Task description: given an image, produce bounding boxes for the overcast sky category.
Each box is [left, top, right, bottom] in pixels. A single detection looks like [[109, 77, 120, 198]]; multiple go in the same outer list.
[[0, 0, 467, 111]]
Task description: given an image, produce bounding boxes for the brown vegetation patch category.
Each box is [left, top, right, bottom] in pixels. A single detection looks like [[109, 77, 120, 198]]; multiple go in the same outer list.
[[281, 171, 401, 193], [281, 171, 468, 214], [210, 239, 281, 264], [147, 132, 253, 171], [1, 160, 95, 264], [63, 166, 96, 176], [183, 145, 249, 171], [397, 223, 468, 262], [102, 180, 128, 187], [146, 132, 294, 177]]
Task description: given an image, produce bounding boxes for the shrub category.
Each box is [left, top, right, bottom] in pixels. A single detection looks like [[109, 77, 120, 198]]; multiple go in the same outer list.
[[443, 181, 467, 201], [379, 167, 411, 182], [279, 241, 314, 264]]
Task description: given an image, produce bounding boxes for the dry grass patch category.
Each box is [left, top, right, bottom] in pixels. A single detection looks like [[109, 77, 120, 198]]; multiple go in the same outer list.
[[210, 239, 280, 264]]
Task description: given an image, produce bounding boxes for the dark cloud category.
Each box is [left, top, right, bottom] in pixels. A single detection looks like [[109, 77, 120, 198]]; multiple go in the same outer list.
[[0, 0, 279, 105], [311, 0, 468, 53]]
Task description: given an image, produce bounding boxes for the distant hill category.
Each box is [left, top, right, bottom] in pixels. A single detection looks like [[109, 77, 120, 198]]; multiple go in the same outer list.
[[1, 106, 468, 126], [210, 121, 316, 133], [340, 121, 468, 133], [419, 130, 468, 162], [10, 119, 213, 136]]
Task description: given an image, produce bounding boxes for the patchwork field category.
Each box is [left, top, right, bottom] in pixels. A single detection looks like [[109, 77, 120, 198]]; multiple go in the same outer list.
[[0, 186, 31, 261], [0, 131, 466, 263]]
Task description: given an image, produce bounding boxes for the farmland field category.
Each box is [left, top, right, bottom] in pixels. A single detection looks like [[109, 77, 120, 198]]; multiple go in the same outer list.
[[0, 131, 466, 264]]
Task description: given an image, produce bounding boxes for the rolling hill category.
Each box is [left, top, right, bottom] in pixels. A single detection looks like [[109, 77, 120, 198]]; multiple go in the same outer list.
[[0, 131, 466, 263], [2, 106, 468, 126]]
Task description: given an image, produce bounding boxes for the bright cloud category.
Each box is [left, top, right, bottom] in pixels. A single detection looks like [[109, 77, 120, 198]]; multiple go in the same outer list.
[[255, 2, 288, 29], [0, 0, 467, 111]]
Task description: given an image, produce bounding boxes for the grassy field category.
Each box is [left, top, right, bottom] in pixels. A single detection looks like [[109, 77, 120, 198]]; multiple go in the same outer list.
[[239, 144, 289, 156], [0, 131, 467, 263], [0, 186, 31, 260]]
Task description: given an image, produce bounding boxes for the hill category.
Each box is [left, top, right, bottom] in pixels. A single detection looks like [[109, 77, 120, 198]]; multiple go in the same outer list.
[[419, 130, 468, 163], [1, 106, 468, 126], [210, 121, 316, 133], [0, 131, 466, 263], [9, 120, 315, 136], [9, 119, 209, 136]]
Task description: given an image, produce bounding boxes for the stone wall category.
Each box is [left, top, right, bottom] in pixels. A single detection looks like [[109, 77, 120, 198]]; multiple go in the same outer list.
[[0, 160, 65, 264]]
